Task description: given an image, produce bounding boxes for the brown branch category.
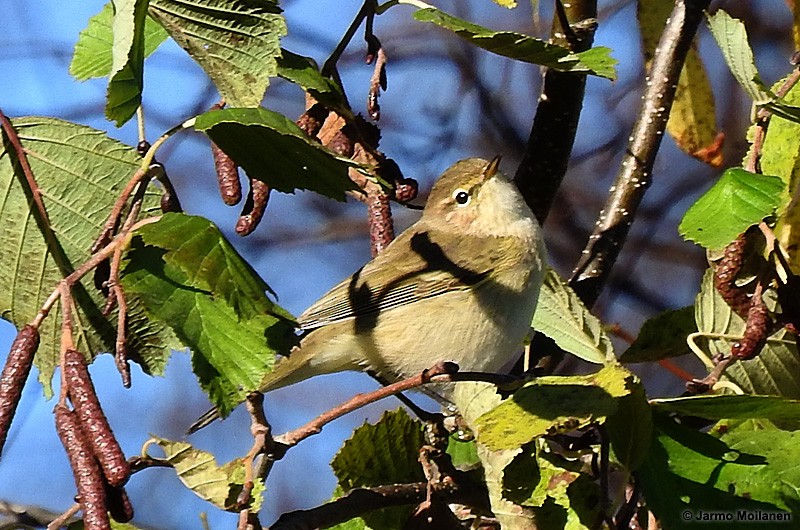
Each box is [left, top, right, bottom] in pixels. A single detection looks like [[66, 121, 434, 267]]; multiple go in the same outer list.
[[275, 362, 459, 449], [513, 0, 598, 224], [270, 475, 490, 530], [570, 0, 712, 307]]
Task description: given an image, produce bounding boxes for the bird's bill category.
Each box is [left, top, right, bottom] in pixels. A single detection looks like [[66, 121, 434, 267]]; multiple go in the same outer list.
[[483, 156, 502, 180]]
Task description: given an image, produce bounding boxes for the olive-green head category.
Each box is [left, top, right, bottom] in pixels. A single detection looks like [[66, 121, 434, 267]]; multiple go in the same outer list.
[[421, 157, 537, 238]]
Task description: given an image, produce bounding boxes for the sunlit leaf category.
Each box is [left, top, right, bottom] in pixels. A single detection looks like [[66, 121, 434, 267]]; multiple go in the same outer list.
[[639, 413, 797, 527], [120, 213, 297, 414], [148, 0, 286, 107], [475, 364, 634, 451], [148, 437, 263, 511], [70, 2, 168, 81], [679, 167, 784, 250], [106, 0, 149, 126], [707, 10, 800, 123], [694, 269, 800, 397], [0, 116, 170, 396], [194, 107, 359, 200], [533, 268, 613, 365]]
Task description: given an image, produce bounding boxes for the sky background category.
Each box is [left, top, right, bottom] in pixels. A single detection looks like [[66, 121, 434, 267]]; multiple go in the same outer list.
[[0, 0, 796, 528]]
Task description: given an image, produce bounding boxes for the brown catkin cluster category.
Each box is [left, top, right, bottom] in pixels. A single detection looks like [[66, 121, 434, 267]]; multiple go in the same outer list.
[[56, 349, 133, 529]]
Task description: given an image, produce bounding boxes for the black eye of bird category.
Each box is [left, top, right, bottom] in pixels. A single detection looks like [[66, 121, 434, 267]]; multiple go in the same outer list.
[[454, 189, 470, 205]]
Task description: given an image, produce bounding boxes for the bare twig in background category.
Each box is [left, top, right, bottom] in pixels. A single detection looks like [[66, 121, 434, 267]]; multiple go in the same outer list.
[[570, 0, 712, 307]]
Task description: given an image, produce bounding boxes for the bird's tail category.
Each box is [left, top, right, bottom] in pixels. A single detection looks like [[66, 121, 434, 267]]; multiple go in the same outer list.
[[186, 349, 317, 434]]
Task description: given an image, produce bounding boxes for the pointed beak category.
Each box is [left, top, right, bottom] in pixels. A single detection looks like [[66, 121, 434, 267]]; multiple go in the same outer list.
[[482, 156, 501, 181]]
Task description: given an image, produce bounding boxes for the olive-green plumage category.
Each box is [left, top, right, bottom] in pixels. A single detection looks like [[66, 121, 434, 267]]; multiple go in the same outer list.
[[189, 157, 544, 432]]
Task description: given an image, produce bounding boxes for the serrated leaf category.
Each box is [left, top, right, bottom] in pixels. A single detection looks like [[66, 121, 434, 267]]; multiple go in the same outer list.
[[652, 394, 800, 422], [694, 269, 800, 397], [412, 8, 616, 80], [331, 409, 425, 530], [503, 448, 600, 528], [679, 167, 784, 250], [707, 10, 800, 123], [106, 0, 149, 126], [532, 268, 613, 365], [760, 80, 800, 271], [639, 0, 721, 166], [639, 413, 797, 527], [148, 0, 286, 107], [605, 377, 652, 471], [0, 116, 171, 396], [194, 107, 358, 200], [620, 306, 695, 363], [70, 2, 168, 81], [276, 49, 351, 117], [149, 437, 263, 511], [475, 364, 634, 451], [120, 213, 297, 413]]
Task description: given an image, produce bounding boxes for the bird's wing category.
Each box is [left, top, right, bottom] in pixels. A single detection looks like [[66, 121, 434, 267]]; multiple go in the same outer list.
[[297, 228, 508, 330]]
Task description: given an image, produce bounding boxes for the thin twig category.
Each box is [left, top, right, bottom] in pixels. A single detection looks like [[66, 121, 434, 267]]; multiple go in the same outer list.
[[570, 0, 712, 307], [275, 362, 459, 448]]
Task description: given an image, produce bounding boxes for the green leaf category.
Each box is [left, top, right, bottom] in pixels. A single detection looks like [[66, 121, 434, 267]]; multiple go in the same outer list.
[[105, 0, 149, 126], [619, 306, 695, 363], [639, 413, 798, 527], [446, 436, 480, 468], [475, 364, 634, 451], [70, 2, 168, 81], [276, 49, 351, 117], [148, 0, 286, 107], [760, 79, 800, 271], [0, 116, 170, 396], [412, 8, 616, 80], [694, 269, 800, 397], [194, 107, 359, 200], [120, 213, 297, 414], [148, 437, 263, 511], [331, 409, 426, 530], [533, 268, 613, 365], [707, 10, 800, 123], [504, 448, 600, 527], [605, 377, 652, 471], [679, 167, 784, 250], [492, 0, 517, 8], [652, 394, 800, 422]]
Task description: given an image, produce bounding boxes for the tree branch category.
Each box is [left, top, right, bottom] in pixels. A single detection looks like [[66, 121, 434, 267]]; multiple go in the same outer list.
[[513, 0, 598, 224], [569, 0, 712, 307]]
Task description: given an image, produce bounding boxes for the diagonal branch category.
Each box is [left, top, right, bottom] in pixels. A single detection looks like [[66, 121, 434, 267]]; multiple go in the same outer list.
[[569, 0, 712, 307]]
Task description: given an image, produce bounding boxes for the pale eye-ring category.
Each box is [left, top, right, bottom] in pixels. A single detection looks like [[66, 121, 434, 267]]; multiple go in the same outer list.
[[453, 189, 471, 206]]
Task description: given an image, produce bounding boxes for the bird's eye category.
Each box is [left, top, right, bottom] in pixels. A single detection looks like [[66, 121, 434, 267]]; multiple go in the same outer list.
[[453, 189, 471, 206]]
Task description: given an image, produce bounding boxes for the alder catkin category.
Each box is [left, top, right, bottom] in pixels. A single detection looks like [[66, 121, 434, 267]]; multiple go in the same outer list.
[[0, 325, 39, 455], [105, 483, 134, 523], [235, 179, 271, 236], [55, 404, 111, 530], [714, 234, 751, 319], [63, 349, 130, 486], [212, 142, 242, 206]]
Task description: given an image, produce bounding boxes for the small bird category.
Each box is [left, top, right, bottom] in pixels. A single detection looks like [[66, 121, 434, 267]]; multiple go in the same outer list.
[[189, 157, 545, 432]]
